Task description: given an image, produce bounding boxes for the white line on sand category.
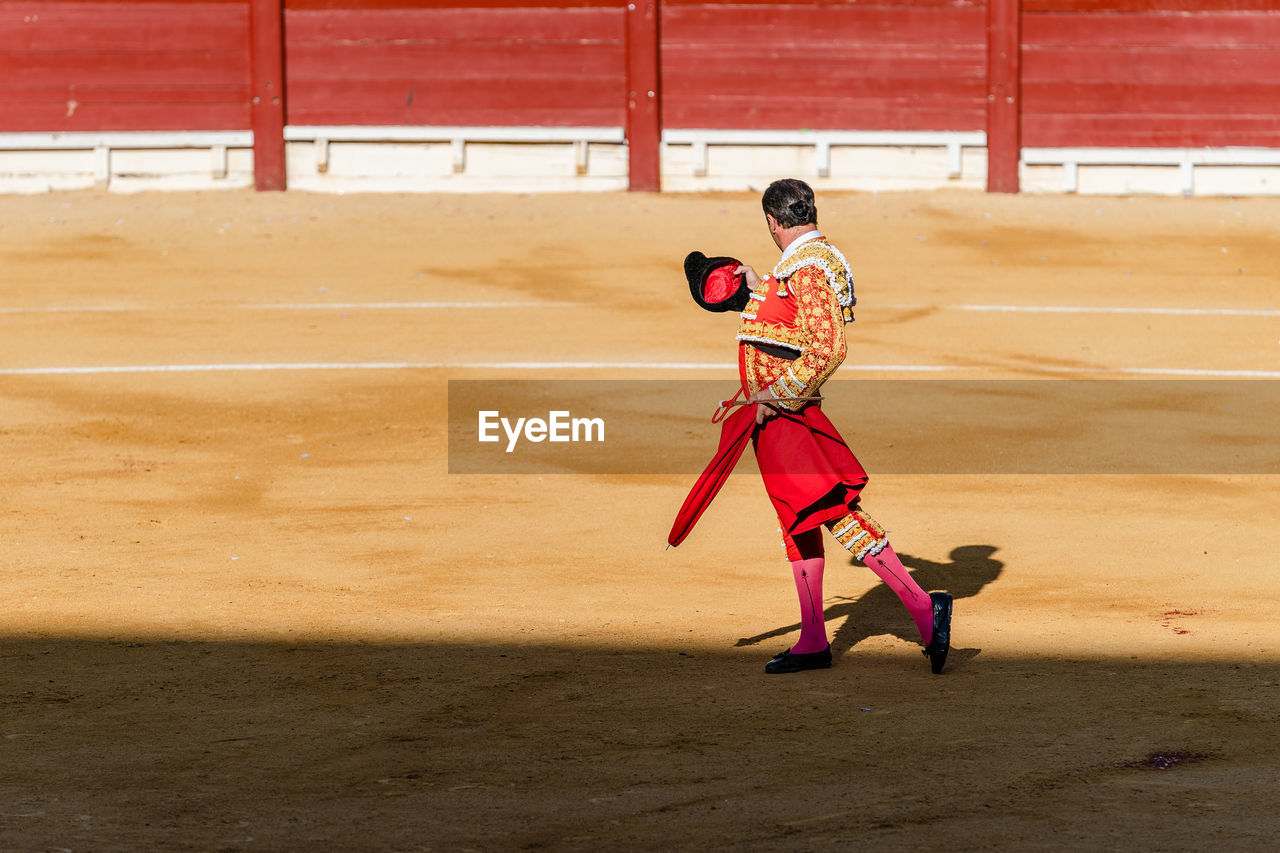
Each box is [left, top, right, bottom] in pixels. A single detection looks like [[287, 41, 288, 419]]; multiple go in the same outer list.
[[245, 301, 563, 310], [913, 304, 1280, 318], [3, 302, 1278, 317], [1040, 366, 1280, 378], [0, 306, 134, 314], [0, 361, 940, 375], [2, 362, 1278, 378], [0, 361, 720, 375], [0, 302, 558, 314]]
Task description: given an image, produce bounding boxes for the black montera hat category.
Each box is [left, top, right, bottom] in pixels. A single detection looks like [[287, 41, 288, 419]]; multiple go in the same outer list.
[[684, 251, 750, 313]]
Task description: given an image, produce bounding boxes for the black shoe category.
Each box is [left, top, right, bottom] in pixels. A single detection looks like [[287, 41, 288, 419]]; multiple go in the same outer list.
[[922, 592, 952, 674], [765, 644, 832, 674]]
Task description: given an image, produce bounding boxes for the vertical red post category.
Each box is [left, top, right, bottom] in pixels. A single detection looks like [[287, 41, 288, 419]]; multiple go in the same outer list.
[[249, 0, 286, 191], [625, 0, 661, 192], [986, 0, 1021, 193]]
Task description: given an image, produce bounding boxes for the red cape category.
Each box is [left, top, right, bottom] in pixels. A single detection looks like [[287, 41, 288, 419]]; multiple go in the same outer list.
[[667, 404, 756, 547]]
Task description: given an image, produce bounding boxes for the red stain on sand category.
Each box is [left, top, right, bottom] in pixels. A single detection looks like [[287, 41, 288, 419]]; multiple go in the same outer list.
[[1161, 609, 1201, 636]]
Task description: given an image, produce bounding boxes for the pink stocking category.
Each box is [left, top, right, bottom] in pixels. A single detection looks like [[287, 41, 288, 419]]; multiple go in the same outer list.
[[864, 543, 934, 645], [790, 557, 828, 653]]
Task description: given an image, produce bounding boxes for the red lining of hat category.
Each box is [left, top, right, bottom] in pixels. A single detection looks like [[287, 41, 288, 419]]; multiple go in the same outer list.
[[703, 265, 741, 304]]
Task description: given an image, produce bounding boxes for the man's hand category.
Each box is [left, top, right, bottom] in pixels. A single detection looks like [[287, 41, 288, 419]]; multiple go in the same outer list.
[[734, 264, 763, 292], [750, 387, 781, 425]]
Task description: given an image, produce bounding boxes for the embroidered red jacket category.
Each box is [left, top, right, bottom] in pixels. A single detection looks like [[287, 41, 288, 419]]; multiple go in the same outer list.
[[737, 236, 854, 410]]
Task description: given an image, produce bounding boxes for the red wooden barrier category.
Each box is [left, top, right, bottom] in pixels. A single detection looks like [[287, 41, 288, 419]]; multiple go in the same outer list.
[[1022, 0, 1280, 148], [0, 0, 250, 132], [282, 1, 627, 127], [660, 0, 987, 132], [5, 0, 1280, 192]]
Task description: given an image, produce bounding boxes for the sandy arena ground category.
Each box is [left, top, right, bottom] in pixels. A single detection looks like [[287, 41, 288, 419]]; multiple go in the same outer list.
[[1, 188, 1278, 851]]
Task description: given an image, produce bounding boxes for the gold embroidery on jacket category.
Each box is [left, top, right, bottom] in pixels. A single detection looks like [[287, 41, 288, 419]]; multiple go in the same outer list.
[[773, 240, 856, 324]]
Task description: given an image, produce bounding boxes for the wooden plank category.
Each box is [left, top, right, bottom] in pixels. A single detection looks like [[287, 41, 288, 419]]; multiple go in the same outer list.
[[285, 77, 623, 115], [284, 76, 625, 126], [663, 0, 982, 6], [1023, 80, 1280, 114], [663, 103, 986, 132], [663, 48, 984, 74], [1024, 1, 1280, 13], [284, 7, 623, 43], [286, 0, 979, 7], [0, 52, 248, 86], [0, 103, 250, 132], [1023, 113, 1280, 148], [2, 28, 246, 54], [660, 73, 977, 102], [0, 4, 246, 53], [1022, 47, 1280, 83], [0, 0, 246, 6], [1026, 114, 1280, 135], [285, 76, 624, 109], [285, 42, 624, 78], [663, 63, 986, 88], [285, 0, 622, 9], [1, 85, 250, 103], [662, 5, 986, 46], [1023, 11, 1280, 49], [662, 86, 986, 110], [662, 100, 987, 119], [285, 104, 623, 126]]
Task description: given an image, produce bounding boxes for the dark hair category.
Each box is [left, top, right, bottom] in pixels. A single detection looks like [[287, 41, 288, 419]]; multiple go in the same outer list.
[[762, 178, 817, 228]]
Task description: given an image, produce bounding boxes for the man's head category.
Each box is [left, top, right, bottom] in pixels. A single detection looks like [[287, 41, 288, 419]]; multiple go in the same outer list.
[[761, 178, 817, 248]]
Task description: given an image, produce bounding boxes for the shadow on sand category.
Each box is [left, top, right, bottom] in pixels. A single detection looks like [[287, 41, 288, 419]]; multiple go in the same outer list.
[[0, 630, 1275, 851]]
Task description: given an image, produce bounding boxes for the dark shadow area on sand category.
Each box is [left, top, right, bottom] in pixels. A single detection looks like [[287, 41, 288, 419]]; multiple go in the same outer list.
[[1, 634, 1277, 852], [736, 545, 1003, 668]]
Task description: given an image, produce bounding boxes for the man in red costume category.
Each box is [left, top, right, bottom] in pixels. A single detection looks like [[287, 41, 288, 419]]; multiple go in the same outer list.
[[674, 178, 952, 675]]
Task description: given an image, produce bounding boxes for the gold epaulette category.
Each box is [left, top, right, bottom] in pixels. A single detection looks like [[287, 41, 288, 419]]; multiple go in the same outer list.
[[773, 240, 856, 323]]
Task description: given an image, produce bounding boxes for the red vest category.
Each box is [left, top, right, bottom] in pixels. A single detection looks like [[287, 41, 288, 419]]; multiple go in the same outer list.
[[737, 275, 805, 356]]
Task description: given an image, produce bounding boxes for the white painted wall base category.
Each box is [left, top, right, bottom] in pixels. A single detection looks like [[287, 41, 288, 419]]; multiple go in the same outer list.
[[281, 126, 629, 193], [0, 127, 988, 194], [283, 140, 630, 194], [2, 130, 1280, 197], [1021, 147, 1280, 197], [659, 129, 987, 192], [0, 132, 254, 194], [660, 144, 988, 192]]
